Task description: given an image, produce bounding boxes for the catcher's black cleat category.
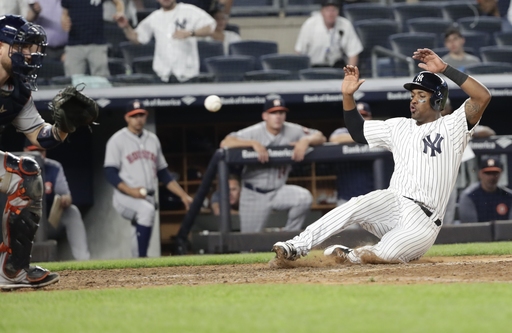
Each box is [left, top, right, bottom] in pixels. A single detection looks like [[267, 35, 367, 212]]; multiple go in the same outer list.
[[0, 264, 60, 291]]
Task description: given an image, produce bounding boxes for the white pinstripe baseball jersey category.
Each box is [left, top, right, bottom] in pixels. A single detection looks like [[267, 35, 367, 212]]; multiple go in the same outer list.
[[364, 98, 475, 220]]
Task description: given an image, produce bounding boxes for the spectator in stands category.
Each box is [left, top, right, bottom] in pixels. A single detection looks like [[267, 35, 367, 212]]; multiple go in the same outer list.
[[116, 0, 216, 83], [329, 102, 374, 206], [179, 0, 233, 15], [295, 0, 363, 68], [219, 97, 326, 233], [0, 0, 36, 21], [104, 0, 144, 27], [28, 0, 68, 62], [477, 0, 512, 31], [201, 7, 241, 54], [24, 143, 91, 261], [442, 28, 481, 73], [210, 174, 241, 215], [458, 156, 512, 223], [61, 0, 124, 77]]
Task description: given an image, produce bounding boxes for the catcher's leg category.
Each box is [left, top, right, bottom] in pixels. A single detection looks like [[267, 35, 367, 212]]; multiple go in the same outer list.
[[0, 152, 59, 290]]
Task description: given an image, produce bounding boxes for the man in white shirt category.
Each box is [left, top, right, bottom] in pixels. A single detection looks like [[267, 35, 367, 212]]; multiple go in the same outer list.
[[295, 0, 363, 68], [116, 0, 216, 83]]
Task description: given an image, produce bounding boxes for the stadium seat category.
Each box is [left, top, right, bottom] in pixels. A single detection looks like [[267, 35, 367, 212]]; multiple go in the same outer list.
[[406, 17, 454, 47], [48, 76, 72, 86], [205, 55, 256, 82], [441, 2, 479, 22], [464, 62, 512, 74], [389, 32, 438, 76], [132, 56, 155, 74], [197, 40, 224, 73], [38, 59, 65, 79], [244, 69, 292, 81], [230, 0, 281, 17], [110, 73, 161, 85], [260, 54, 310, 80], [298, 68, 344, 80], [343, 3, 395, 23], [104, 21, 128, 58], [457, 16, 503, 35], [119, 41, 155, 67], [282, 0, 321, 16], [108, 58, 129, 76], [461, 31, 491, 51], [494, 31, 512, 46], [392, 3, 443, 32], [479, 46, 512, 65], [229, 40, 278, 69], [354, 19, 400, 77]]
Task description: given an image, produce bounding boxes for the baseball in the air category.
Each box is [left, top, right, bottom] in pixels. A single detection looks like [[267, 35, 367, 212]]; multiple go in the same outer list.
[[204, 95, 222, 112], [139, 188, 147, 196]]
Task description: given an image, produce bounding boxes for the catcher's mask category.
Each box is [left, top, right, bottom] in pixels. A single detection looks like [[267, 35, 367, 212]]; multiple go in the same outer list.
[[403, 71, 449, 111], [0, 15, 47, 91]]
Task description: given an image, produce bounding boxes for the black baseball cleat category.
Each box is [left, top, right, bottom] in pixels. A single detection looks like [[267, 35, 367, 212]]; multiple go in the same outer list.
[[0, 266, 60, 291], [272, 242, 300, 261], [323, 245, 353, 260], [171, 237, 190, 256]]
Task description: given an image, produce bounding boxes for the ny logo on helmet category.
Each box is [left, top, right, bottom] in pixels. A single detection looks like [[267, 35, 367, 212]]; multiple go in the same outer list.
[[415, 73, 424, 82], [423, 133, 444, 157]]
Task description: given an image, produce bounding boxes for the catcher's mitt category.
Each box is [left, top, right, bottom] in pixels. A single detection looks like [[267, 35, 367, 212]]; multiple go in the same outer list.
[[48, 85, 99, 133]]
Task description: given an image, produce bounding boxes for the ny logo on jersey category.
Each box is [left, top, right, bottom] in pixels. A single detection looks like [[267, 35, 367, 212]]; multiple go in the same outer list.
[[90, 0, 101, 6], [422, 133, 444, 157], [175, 19, 187, 30]]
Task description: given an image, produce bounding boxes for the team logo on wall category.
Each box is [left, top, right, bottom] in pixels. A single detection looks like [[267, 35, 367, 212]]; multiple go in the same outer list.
[[181, 96, 196, 105]]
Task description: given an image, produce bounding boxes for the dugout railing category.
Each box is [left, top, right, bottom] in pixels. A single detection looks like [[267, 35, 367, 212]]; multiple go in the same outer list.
[[176, 135, 512, 254]]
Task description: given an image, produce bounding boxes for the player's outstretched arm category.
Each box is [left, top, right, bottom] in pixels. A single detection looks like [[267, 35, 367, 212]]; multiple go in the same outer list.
[[413, 48, 491, 126], [341, 66, 368, 144], [341, 65, 365, 111]]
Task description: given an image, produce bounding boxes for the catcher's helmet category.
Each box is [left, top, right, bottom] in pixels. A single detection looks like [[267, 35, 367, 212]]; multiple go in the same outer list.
[[0, 15, 47, 91], [403, 71, 449, 111]]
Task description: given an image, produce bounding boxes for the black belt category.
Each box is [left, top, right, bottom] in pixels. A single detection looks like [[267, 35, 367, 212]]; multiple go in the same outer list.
[[404, 197, 442, 227], [244, 183, 276, 194]]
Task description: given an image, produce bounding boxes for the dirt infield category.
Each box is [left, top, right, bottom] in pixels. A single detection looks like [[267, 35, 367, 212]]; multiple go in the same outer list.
[[43, 254, 512, 291]]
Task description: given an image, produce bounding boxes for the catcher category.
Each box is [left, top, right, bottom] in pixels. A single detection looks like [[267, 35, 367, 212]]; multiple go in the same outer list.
[[0, 15, 98, 290]]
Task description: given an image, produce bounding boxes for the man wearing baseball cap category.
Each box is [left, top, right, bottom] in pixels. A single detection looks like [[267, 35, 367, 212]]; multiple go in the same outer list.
[[329, 101, 374, 206], [458, 156, 512, 223], [218, 96, 326, 233], [104, 99, 193, 257], [295, 0, 363, 68]]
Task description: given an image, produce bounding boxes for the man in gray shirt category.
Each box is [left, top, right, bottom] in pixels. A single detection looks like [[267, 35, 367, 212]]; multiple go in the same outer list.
[[220, 97, 326, 233], [442, 27, 481, 72]]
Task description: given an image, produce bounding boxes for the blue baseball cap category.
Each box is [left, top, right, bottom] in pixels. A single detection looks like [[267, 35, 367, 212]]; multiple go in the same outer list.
[[126, 99, 148, 117], [263, 97, 289, 113], [480, 156, 503, 172]]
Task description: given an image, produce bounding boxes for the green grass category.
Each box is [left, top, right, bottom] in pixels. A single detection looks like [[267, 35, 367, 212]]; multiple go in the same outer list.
[[1, 284, 511, 333], [2, 242, 510, 332], [38, 241, 512, 272]]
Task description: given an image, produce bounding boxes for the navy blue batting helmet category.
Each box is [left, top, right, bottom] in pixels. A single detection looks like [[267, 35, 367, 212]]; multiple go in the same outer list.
[[403, 71, 449, 111], [0, 15, 47, 91]]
